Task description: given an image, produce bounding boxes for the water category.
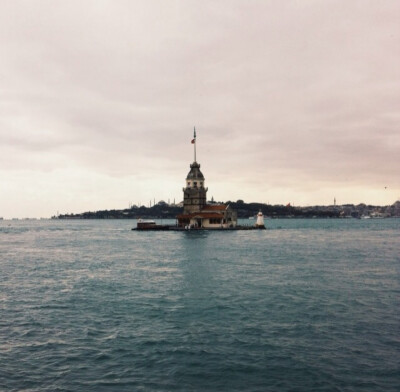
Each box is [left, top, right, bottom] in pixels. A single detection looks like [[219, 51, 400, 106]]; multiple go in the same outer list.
[[1, 219, 399, 391]]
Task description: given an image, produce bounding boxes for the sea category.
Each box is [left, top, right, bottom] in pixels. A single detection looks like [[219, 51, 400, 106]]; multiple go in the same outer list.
[[1, 218, 399, 392]]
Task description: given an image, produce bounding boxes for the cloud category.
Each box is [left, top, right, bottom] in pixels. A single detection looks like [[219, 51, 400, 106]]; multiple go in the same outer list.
[[0, 0, 399, 217]]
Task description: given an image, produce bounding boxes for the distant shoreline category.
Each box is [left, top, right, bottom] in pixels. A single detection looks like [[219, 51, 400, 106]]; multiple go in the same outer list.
[[53, 200, 400, 220]]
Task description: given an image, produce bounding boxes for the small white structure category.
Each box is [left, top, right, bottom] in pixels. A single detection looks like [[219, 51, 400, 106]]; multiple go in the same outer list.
[[255, 211, 265, 228]]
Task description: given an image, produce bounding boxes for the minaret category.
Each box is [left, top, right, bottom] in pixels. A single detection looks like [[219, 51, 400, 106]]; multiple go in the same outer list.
[[182, 127, 208, 214]]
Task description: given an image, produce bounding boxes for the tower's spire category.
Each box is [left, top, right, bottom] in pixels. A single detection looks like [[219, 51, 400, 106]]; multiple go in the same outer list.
[[191, 126, 197, 162]]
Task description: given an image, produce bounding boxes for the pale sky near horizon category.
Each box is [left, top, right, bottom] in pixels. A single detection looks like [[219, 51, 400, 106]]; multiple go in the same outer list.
[[1, 0, 399, 218]]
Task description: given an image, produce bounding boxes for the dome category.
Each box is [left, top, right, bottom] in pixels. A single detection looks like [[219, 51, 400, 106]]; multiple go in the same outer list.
[[186, 162, 205, 180]]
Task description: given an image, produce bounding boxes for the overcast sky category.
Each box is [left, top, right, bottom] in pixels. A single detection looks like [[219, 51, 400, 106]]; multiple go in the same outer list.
[[1, 0, 399, 218]]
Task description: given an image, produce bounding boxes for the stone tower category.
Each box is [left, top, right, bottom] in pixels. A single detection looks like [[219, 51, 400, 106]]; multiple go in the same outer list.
[[183, 161, 208, 214]]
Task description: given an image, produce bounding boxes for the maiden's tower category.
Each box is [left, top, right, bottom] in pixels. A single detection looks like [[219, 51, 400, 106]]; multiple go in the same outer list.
[[177, 128, 237, 229]]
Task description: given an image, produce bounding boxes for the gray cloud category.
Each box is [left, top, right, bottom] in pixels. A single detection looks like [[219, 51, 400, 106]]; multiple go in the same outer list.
[[0, 0, 399, 217]]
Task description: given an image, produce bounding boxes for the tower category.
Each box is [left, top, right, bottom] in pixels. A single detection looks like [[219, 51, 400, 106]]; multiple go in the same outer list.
[[183, 161, 208, 213], [255, 210, 265, 228], [177, 127, 239, 229], [182, 127, 208, 213]]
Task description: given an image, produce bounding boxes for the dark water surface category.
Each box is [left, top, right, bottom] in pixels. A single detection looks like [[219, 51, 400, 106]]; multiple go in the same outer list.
[[1, 219, 399, 391]]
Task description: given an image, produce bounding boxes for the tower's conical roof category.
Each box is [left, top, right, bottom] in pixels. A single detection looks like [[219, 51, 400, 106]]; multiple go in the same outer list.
[[186, 162, 205, 180]]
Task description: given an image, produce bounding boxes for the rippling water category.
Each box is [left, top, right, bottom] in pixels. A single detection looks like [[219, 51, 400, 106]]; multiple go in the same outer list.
[[1, 219, 399, 391]]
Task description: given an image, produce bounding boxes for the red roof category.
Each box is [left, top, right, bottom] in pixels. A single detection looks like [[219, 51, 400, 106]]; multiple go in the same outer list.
[[177, 212, 223, 219], [192, 212, 223, 219], [202, 204, 227, 211]]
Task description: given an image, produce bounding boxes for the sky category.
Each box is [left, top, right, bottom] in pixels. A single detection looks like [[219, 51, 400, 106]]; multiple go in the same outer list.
[[1, 0, 399, 218]]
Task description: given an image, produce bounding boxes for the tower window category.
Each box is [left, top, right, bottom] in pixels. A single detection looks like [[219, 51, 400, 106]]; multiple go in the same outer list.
[[194, 182, 197, 187]]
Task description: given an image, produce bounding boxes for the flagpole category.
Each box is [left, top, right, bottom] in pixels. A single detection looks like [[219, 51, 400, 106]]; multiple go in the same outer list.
[[194, 126, 196, 162]]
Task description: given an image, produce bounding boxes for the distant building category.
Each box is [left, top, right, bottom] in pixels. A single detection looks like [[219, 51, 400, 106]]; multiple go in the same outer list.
[[176, 131, 237, 228]]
